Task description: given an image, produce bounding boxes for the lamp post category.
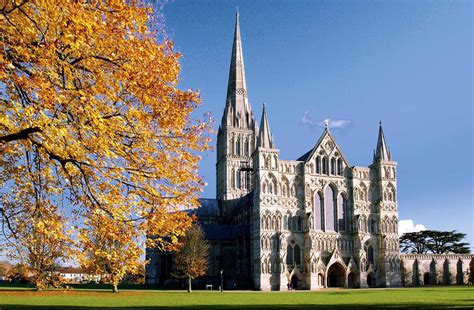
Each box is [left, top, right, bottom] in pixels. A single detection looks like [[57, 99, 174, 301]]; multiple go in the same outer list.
[[220, 269, 224, 292]]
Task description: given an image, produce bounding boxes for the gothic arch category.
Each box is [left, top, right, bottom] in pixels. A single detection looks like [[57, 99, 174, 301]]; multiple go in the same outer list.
[[443, 258, 451, 284], [392, 216, 398, 233], [316, 156, 321, 174], [273, 155, 278, 169], [275, 211, 282, 231], [364, 240, 375, 267], [261, 172, 278, 196], [321, 183, 338, 232], [322, 156, 329, 174], [337, 158, 343, 176], [456, 258, 464, 284], [330, 157, 336, 175], [384, 182, 396, 202], [359, 183, 368, 201], [290, 183, 296, 197], [281, 175, 290, 197], [326, 261, 346, 288]]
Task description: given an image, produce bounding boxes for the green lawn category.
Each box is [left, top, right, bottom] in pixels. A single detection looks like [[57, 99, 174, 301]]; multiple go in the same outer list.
[[0, 286, 472, 309]]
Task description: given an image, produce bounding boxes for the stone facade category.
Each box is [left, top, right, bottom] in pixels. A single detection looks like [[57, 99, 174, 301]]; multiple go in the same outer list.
[[145, 14, 473, 290]]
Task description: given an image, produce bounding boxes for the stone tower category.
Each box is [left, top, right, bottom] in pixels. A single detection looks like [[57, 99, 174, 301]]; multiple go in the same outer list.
[[251, 104, 281, 290], [369, 122, 401, 287], [216, 13, 258, 215]]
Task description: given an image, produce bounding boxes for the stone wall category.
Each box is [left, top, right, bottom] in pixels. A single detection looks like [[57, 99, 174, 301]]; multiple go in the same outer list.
[[400, 254, 474, 286]]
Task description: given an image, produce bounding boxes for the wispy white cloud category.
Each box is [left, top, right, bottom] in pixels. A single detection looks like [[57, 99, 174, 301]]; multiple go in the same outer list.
[[301, 110, 351, 129], [398, 219, 427, 235]]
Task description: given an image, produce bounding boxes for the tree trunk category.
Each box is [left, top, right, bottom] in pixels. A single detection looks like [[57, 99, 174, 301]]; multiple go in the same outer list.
[[188, 277, 192, 293], [35, 279, 43, 292], [112, 283, 119, 293]]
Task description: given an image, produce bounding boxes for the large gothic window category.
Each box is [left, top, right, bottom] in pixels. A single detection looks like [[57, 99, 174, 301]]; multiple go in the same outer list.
[[286, 241, 301, 265], [367, 245, 374, 265], [294, 244, 301, 265], [337, 193, 345, 232], [314, 192, 323, 231], [337, 158, 343, 176], [322, 157, 328, 175], [286, 244, 293, 265], [324, 186, 335, 231], [236, 138, 241, 156], [236, 170, 241, 189]]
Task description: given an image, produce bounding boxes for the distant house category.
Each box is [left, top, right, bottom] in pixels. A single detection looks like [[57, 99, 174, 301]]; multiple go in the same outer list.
[[55, 267, 90, 283]]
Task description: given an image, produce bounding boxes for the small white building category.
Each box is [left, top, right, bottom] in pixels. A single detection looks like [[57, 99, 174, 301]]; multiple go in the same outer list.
[[56, 267, 88, 283]]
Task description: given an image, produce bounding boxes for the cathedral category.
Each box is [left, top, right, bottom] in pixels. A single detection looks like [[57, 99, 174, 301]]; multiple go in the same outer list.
[[145, 14, 473, 290]]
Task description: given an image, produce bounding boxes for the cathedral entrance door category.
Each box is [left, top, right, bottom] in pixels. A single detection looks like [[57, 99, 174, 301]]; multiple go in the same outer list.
[[327, 263, 345, 287]]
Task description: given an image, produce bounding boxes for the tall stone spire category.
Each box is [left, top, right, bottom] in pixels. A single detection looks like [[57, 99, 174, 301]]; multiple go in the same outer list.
[[257, 103, 274, 148], [225, 12, 251, 116], [373, 121, 391, 162]]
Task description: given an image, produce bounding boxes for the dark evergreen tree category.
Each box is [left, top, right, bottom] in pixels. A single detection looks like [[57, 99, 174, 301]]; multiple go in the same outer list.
[[400, 230, 470, 254]]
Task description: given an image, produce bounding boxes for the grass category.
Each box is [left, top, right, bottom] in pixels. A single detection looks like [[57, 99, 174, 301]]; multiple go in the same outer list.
[[0, 285, 472, 309]]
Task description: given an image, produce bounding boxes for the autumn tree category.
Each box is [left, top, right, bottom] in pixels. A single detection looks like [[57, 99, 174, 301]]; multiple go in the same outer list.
[[78, 207, 192, 292], [0, 261, 12, 279], [6, 263, 29, 283], [0, 144, 71, 290], [172, 225, 209, 293], [78, 209, 141, 293], [1, 0, 210, 289], [400, 230, 470, 254]]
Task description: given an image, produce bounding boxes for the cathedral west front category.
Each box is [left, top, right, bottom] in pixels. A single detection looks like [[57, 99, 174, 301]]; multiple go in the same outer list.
[[146, 14, 473, 290]]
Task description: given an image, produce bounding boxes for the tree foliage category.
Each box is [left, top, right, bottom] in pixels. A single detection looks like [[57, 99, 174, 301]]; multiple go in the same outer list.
[[1, 0, 210, 291], [5, 263, 29, 283], [172, 224, 209, 293], [400, 230, 470, 254], [0, 260, 12, 278]]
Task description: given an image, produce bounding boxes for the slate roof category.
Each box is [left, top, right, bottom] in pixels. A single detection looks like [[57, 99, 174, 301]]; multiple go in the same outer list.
[[297, 149, 312, 161], [192, 198, 220, 217], [202, 224, 245, 241]]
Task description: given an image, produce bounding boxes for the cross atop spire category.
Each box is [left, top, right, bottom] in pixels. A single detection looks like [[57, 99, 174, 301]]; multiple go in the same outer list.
[[257, 103, 274, 149], [225, 12, 251, 116], [373, 122, 391, 162]]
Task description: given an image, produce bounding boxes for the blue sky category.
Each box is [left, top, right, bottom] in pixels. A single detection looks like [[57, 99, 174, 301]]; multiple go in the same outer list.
[[162, 1, 473, 249]]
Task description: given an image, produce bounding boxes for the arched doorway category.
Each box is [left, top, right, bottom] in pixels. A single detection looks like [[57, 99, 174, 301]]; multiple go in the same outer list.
[[423, 272, 431, 285], [290, 275, 298, 289], [318, 273, 324, 287], [348, 272, 357, 288], [327, 263, 345, 287], [367, 273, 376, 287]]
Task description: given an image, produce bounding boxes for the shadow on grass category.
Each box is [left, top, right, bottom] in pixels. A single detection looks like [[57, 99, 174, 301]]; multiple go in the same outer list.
[[0, 304, 473, 310]]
